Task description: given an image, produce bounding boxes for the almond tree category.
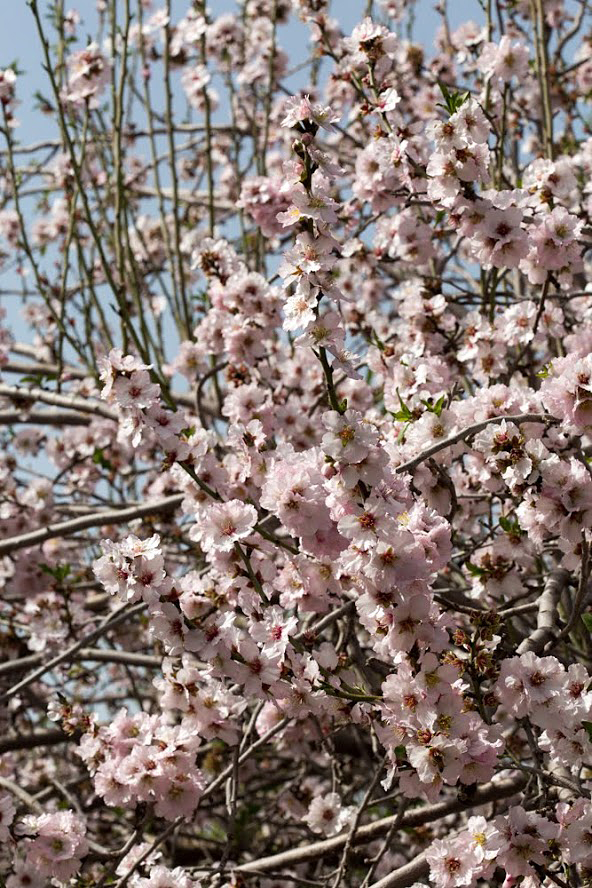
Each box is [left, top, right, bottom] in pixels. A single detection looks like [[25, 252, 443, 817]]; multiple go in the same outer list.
[[1, 1, 592, 886]]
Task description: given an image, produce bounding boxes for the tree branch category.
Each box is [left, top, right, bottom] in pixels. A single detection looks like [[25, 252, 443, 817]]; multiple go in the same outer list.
[[235, 775, 525, 874], [0, 493, 183, 556], [395, 414, 555, 475], [517, 569, 570, 655]]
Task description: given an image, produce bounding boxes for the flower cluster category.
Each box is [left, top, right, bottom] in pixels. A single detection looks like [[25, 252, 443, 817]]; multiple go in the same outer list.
[[13, 811, 88, 883], [77, 709, 205, 821], [2, 1, 592, 887], [426, 798, 592, 887], [64, 42, 111, 107], [496, 651, 592, 771]]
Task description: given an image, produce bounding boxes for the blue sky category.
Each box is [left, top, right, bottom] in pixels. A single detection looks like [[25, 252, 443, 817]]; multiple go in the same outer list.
[[0, 0, 463, 349], [0, 0, 473, 150], [3, 0, 583, 355]]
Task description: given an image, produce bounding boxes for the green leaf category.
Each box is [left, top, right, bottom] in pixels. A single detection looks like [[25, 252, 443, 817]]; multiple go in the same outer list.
[[583, 720, 592, 740], [92, 447, 113, 471], [19, 372, 58, 385], [40, 562, 71, 583], [422, 394, 446, 417], [392, 389, 414, 423], [438, 79, 452, 110], [466, 561, 486, 577], [371, 329, 385, 351], [437, 81, 470, 115], [499, 515, 522, 536], [581, 613, 592, 633]]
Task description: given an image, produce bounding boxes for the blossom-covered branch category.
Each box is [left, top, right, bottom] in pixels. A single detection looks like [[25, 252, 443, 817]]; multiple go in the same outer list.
[[1, 0, 592, 886]]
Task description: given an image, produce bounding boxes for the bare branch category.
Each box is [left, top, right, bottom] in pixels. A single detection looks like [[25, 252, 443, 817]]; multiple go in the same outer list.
[[235, 776, 526, 874], [0, 493, 183, 556], [517, 569, 570, 655]]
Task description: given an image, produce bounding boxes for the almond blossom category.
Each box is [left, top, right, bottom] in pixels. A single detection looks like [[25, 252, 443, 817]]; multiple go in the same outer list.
[[2, 3, 592, 888]]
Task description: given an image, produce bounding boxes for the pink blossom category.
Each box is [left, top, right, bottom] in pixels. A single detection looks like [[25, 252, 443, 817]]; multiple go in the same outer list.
[[302, 792, 355, 837], [426, 835, 480, 887], [17, 810, 88, 882], [478, 36, 530, 82], [191, 499, 257, 552], [495, 652, 565, 717], [281, 94, 340, 132], [65, 42, 111, 106], [134, 865, 201, 888]]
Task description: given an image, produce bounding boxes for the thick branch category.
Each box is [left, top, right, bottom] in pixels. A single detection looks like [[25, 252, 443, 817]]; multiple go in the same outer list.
[[0, 382, 116, 420], [370, 852, 429, 888], [0, 728, 71, 754], [0, 647, 161, 678], [0, 408, 91, 426], [6, 348, 197, 409], [3, 356, 86, 379], [517, 569, 570, 654], [0, 493, 183, 556], [235, 775, 525, 874]]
